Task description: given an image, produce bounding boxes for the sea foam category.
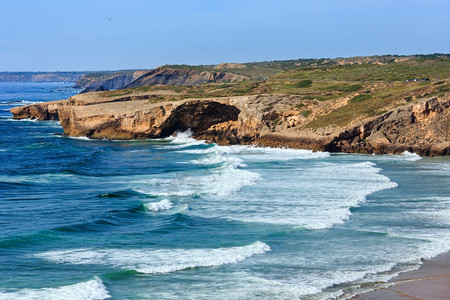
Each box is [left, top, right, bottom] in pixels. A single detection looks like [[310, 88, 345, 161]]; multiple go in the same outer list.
[[400, 151, 422, 161], [134, 144, 261, 197], [143, 199, 173, 212], [158, 130, 206, 149], [190, 160, 398, 229], [35, 241, 271, 274], [0, 277, 110, 300]]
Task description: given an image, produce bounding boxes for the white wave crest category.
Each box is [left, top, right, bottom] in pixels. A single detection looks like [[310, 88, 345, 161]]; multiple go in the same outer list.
[[66, 136, 92, 141], [158, 130, 206, 149], [244, 146, 330, 161], [7, 118, 39, 122], [0, 277, 110, 300], [35, 241, 270, 274], [134, 166, 260, 197], [191, 161, 398, 229], [0, 100, 37, 106], [182, 144, 330, 161], [134, 145, 261, 197], [400, 151, 422, 161], [143, 199, 173, 212], [365, 151, 423, 162]]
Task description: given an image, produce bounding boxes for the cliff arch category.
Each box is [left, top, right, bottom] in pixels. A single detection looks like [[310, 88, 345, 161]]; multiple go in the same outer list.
[[160, 101, 240, 137]]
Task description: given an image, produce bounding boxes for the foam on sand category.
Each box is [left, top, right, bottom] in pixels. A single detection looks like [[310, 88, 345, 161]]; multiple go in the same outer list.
[[35, 241, 271, 274], [0, 277, 110, 300]]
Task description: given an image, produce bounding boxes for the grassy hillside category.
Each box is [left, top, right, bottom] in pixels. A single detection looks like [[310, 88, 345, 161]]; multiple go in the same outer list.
[[98, 54, 449, 129], [81, 70, 140, 79], [273, 57, 450, 82], [164, 54, 450, 80]]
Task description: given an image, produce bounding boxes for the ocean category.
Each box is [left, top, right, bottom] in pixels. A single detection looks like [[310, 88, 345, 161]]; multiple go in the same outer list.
[[0, 82, 449, 300]]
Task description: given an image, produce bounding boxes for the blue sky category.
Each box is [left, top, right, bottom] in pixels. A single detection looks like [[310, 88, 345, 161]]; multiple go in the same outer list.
[[1, 0, 449, 71]]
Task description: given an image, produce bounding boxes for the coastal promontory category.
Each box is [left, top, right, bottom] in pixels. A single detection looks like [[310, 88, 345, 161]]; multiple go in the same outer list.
[[10, 55, 450, 156]]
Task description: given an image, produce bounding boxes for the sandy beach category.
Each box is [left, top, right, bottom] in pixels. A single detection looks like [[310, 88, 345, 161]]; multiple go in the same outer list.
[[354, 251, 450, 299]]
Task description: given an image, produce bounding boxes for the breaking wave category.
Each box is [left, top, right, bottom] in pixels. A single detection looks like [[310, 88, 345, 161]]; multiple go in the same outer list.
[[35, 241, 271, 274], [0, 277, 110, 300], [191, 161, 398, 229], [143, 199, 173, 212]]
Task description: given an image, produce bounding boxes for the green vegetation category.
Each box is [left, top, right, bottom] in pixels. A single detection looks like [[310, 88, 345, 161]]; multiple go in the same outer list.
[[92, 54, 449, 130], [306, 81, 444, 128], [83, 70, 139, 79], [301, 110, 312, 117], [342, 84, 363, 92], [295, 80, 313, 88], [295, 103, 305, 109], [99, 90, 133, 98], [152, 96, 165, 101], [350, 94, 372, 103], [274, 57, 450, 82], [164, 54, 450, 80]]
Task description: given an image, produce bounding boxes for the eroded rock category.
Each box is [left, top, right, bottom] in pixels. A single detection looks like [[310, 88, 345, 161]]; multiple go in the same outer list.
[[9, 93, 450, 156]]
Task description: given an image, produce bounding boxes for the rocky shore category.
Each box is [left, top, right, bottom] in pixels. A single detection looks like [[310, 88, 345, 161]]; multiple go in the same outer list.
[[10, 90, 449, 156]]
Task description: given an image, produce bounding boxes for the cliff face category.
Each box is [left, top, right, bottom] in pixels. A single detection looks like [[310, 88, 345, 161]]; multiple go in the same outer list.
[[124, 68, 250, 88], [10, 92, 450, 156], [72, 67, 248, 91], [329, 97, 450, 155], [73, 71, 147, 91]]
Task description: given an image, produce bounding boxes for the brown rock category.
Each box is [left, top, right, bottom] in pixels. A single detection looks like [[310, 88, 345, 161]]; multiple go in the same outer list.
[[9, 93, 450, 156]]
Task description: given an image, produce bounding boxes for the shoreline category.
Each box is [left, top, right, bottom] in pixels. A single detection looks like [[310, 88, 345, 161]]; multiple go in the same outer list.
[[353, 251, 450, 300], [9, 92, 450, 156]]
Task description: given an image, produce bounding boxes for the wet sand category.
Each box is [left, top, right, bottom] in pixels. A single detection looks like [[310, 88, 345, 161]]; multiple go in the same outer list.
[[354, 251, 450, 299]]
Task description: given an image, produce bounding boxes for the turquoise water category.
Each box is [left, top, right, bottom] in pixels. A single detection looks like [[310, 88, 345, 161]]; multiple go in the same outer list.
[[0, 82, 449, 299]]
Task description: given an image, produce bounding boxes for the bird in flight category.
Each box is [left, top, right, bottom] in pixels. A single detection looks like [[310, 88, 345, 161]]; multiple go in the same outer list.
[[106, 16, 115, 21]]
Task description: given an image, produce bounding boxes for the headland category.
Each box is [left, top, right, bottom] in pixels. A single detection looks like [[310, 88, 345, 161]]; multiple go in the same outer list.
[[9, 54, 450, 156]]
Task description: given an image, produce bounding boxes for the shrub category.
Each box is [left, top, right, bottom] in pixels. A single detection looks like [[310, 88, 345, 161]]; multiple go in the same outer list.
[[343, 84, 362, 93], [436, 84, 450, 93], [350, 94, 372, 103], [364, 109, 376, 116], [301, 110, 312, 117], [295, 79, 313, 88], [295, 103, 305, 109]]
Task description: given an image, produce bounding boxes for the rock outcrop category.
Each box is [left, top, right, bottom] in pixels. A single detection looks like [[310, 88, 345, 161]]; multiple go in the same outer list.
[[73, 71, 147, 91], [10, 93, 450, 156], [124, 68, 249, 88], [328, 97, 450, 155]]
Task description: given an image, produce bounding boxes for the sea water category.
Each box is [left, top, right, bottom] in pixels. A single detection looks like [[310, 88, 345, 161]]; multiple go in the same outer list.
[[0, 82, 449, 299]]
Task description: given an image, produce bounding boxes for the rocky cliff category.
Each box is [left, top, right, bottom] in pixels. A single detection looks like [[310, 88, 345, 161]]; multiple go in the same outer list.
[[124, 68, 250, 88], [71, 67, 246, 92], [10, 91, 449, 156], [73, 71, 147, 91]]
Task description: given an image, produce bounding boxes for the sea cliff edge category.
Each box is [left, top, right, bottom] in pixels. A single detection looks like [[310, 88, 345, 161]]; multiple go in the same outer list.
[[10, 90, 449, 156]]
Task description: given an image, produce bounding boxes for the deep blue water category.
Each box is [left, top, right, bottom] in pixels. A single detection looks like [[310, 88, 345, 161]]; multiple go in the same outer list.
[[0, 82, 449, 299]]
